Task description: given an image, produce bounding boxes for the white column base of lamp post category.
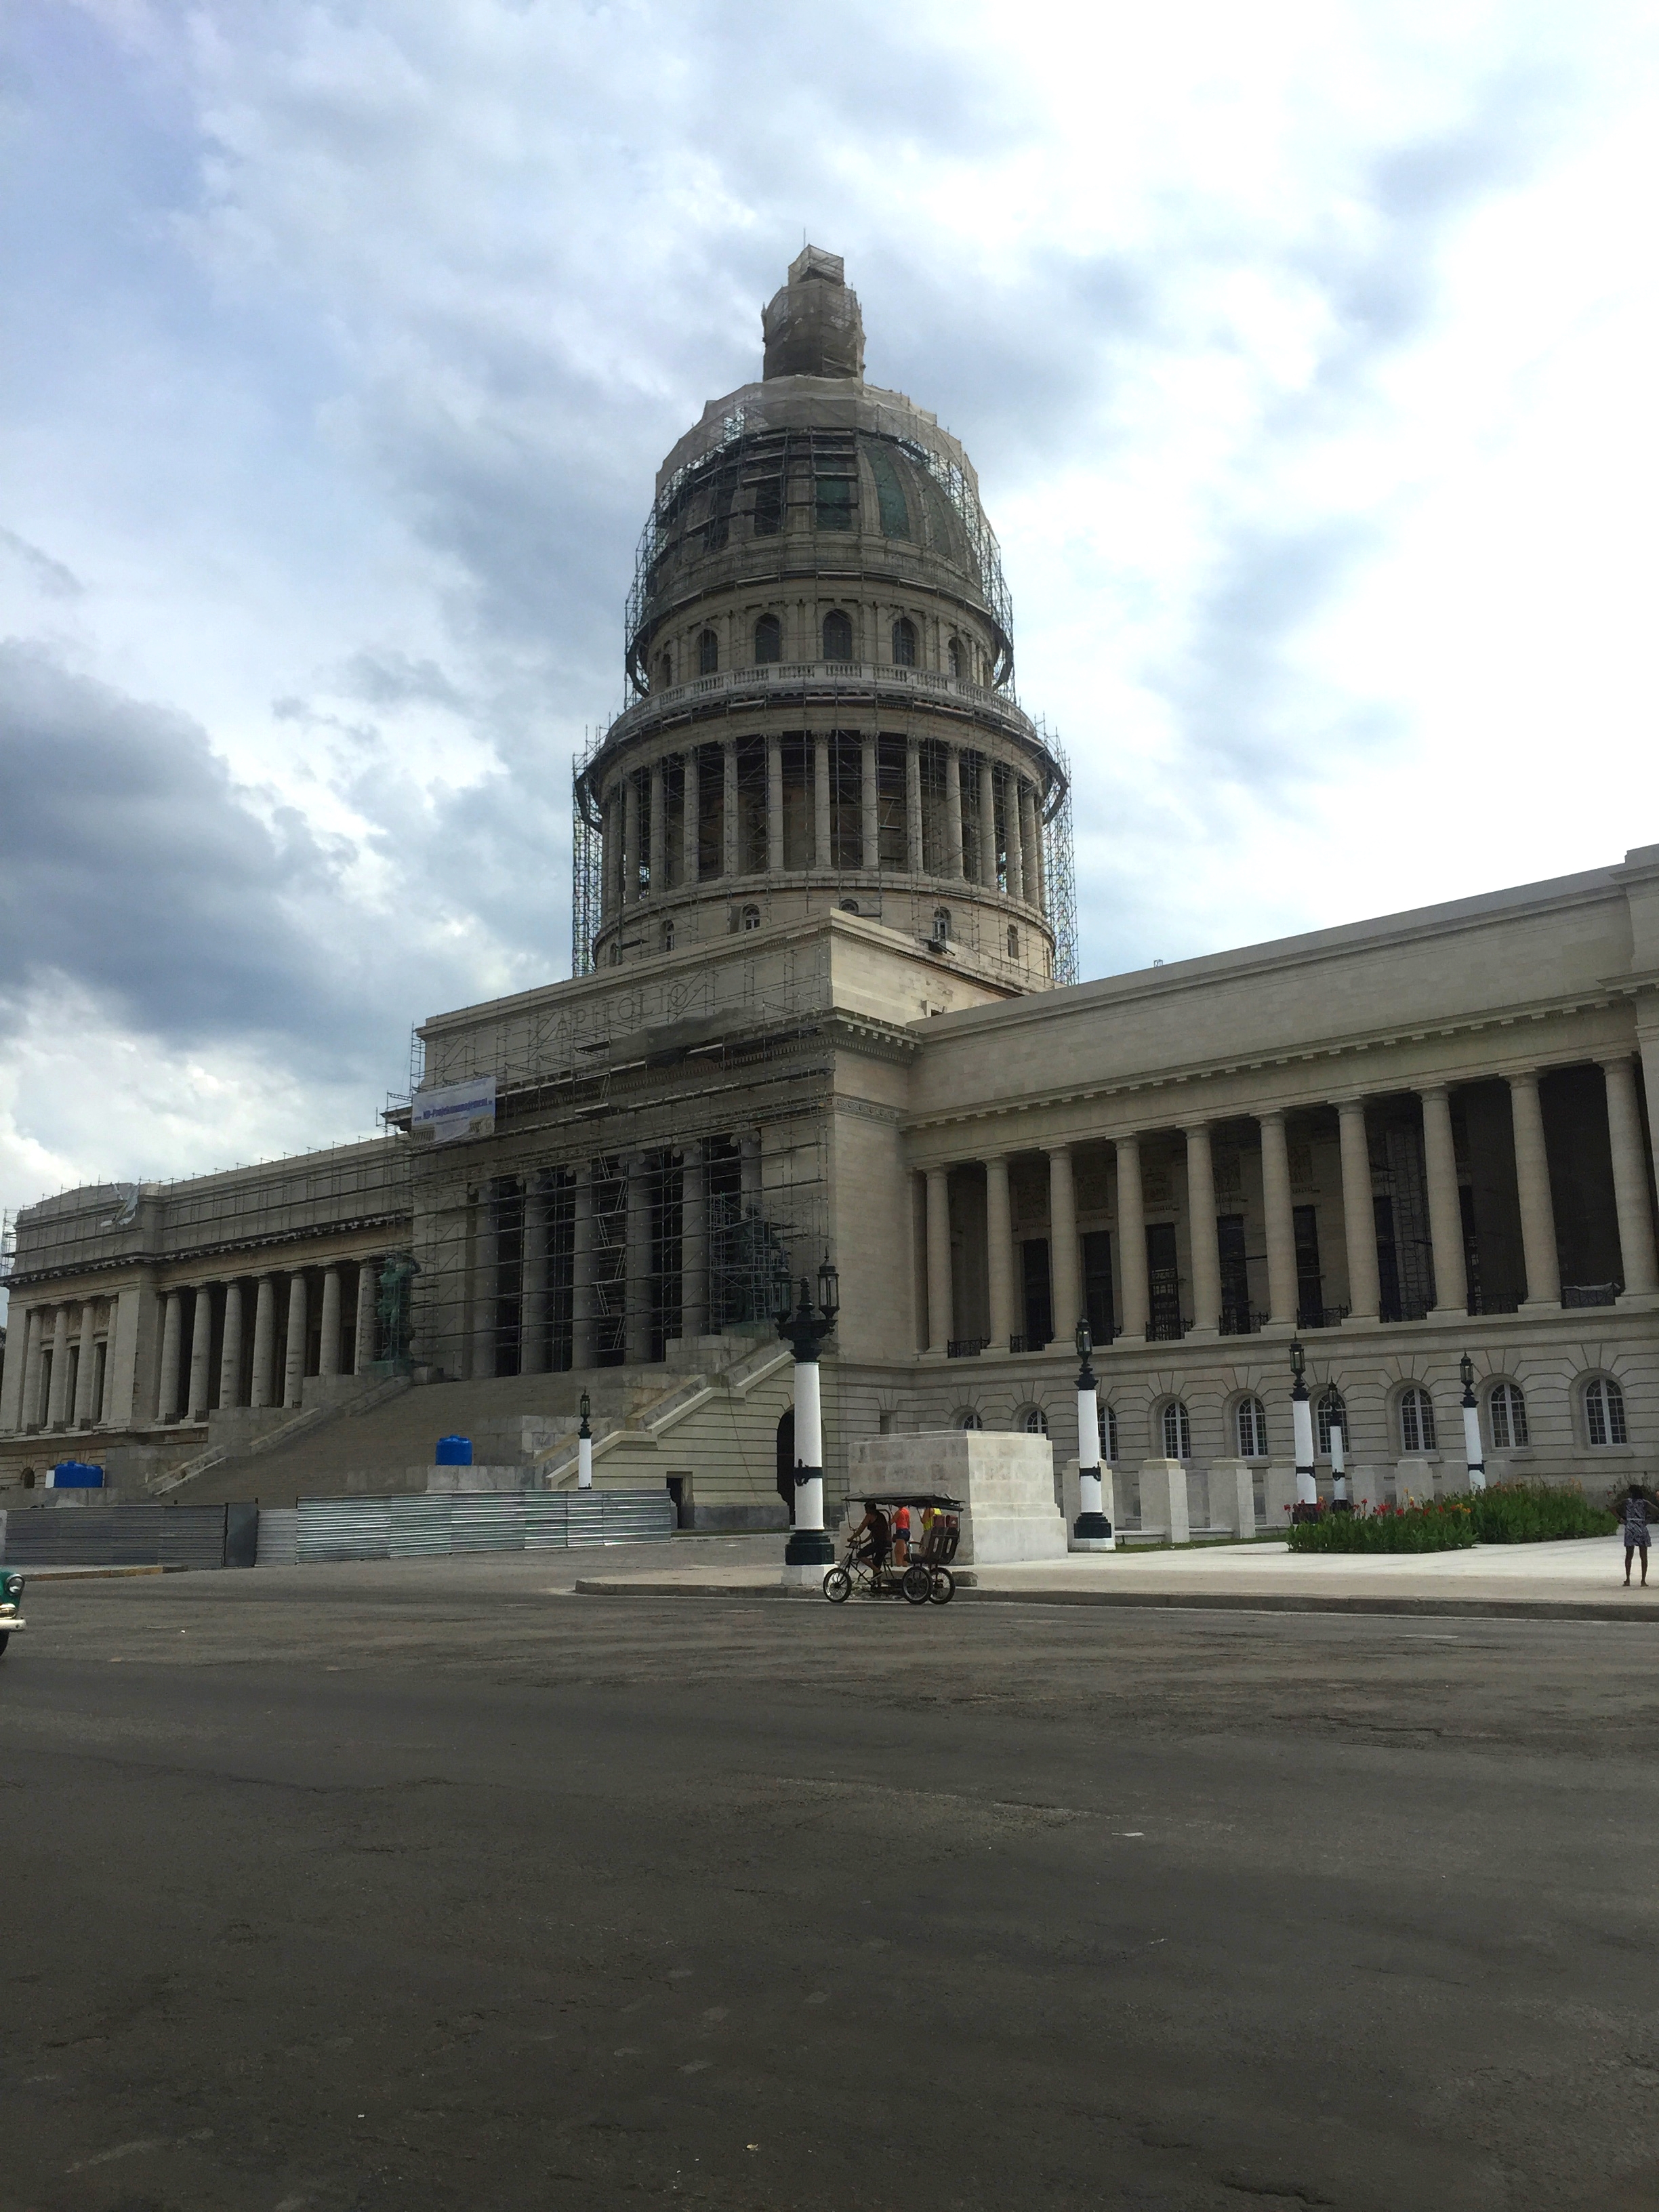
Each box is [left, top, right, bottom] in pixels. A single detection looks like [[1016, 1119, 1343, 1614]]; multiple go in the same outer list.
[[782, 1355, 834, 1573], [1461, 1399, 1486, 1492], [1292, 1391, 1317, 1507], [1073, 1378, 1115, 1546], [577, 1431, 593, 1490]]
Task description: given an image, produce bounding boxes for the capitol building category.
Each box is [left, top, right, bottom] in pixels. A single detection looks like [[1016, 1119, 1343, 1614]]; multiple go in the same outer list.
[[4, 249, 1657, 1528]]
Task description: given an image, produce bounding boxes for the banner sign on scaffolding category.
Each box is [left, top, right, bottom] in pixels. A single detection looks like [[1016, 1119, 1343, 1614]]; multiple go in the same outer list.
[[411, 1074, 497, 1145]]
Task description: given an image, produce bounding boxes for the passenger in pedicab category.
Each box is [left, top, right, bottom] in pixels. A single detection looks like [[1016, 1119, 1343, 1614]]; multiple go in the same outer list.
[[892, 1502, 912, 1566]]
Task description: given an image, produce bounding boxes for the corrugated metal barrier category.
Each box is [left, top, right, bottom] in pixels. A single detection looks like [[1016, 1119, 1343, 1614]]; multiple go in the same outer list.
[[0, 1504, 248, 1570], [292, 1488, 673, 1563]]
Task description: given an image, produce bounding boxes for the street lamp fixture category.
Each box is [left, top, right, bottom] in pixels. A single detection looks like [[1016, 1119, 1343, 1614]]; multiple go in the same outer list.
[[777, 1254, 841, 1579], [577, 1389, 593, 1490], [1459, 1352, 1486, 1492], [1071, 1312, 1113, 1547]]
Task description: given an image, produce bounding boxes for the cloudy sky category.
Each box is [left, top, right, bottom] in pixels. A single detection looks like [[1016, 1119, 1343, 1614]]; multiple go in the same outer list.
[[3, 0, 1658, 1261]]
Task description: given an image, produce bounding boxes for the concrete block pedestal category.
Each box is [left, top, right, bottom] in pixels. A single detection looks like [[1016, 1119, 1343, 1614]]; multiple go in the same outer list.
[[847, 1431, 1065, 1565]]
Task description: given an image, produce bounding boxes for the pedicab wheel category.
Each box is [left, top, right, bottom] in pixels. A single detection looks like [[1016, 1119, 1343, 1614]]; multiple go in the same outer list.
[[822, 1565, 853, 1604], [901, 1563, 933, 1605], [927, 1568, 956, 1605]]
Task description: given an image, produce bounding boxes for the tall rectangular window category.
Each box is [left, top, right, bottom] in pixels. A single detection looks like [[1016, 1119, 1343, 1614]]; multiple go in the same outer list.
[[1293, 1203, 1323, 1322], [1082, 1229, 1114, 1346], [1021, 1239, 1053, 1348]]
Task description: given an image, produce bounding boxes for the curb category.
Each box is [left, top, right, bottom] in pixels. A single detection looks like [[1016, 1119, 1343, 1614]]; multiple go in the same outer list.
[[5, 1563, 175, 1582], [571, 1577, 1658, 1622]]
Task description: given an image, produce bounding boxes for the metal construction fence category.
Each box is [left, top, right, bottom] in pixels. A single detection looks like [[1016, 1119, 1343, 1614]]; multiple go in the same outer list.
[[0, 1503, 257, 1570], [281, 1488, 674, 1565]]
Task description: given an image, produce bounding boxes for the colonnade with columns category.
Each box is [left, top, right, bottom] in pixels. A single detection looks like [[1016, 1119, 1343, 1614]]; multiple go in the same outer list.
[[917, 1057, 1659, 1355], [598, 731, 1048, 920], [465, 1132, 772, 1378]]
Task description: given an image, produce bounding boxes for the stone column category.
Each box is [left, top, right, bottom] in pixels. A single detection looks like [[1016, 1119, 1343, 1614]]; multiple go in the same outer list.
[[680, 1141, 707, 1340], [977, 756, 998, 890], [813, 735, 832, 867], [681, 747, 700, 887], [905, 737, 924, 875], [1115, 1136, 1149, 1341], [985, 1155, 1015, 1349], [625, 1153, 653, 1364], [1019, 783, 1040, 904], [1508, 1072, 1561, 1307], [622, 772, 640, 905], [317, 1267, 342, 1378], [861, 733, 879, 872], [925, 1166, 954, 1353], [0, 1303, 30, 1431], [521, 1179, 550, 1374], [1258, 1110, 1298, 1327], [600, 792, 619, 919], [1004, 775, 1025, 906], [1184, 1125, 1221, 1336], [24, 1307, 47, 1429], [1418, 1085, 1467, 1315], [73, 1303, 98, 1427], [98, 1305, 119, 1422], [353, 1261, 379, 1372], [944, 743, 964, 880], [722, 741, 739, 877], [1601, 1056, 1659, 1298], [46, 1305, 71, 1427], [155, 1292, 182, 1422], [471, 1187, 498, 1380], [218, 1280, 245, 1410], [648, 758, 665, 895], [572, 1164, 596, 1368], [283, 1273, 308, 1409], [250, 1275, 277, 1407], [765, 734, 784, 874], [1030, 791, 1048, 915], [1046, 1145, 1082, 1343], [1336, 1099, 1380, 1322], [186, 1287, 213, 1419]]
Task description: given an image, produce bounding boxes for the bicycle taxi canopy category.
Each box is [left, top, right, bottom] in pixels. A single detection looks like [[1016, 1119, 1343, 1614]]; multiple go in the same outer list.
[[844, 1492, 964, 1512]]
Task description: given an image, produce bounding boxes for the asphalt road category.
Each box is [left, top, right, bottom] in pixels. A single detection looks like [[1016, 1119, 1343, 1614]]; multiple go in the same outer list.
[[3, 1544, 1656, 2212]]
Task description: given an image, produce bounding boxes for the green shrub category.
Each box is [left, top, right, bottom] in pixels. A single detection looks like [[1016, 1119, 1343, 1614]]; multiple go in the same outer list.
[[1286, 1499, 1477, 1553], [1442, 1479, 1618, 1544]]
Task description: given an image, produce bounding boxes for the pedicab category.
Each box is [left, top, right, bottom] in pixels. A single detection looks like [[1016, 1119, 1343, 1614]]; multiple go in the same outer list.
[[821, 1492, 962, 1606]]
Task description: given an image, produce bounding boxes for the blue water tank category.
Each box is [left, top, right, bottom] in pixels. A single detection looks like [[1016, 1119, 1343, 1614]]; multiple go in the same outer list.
[[434, 1435, 473, 1467], [50, 1460, 105, 1488]]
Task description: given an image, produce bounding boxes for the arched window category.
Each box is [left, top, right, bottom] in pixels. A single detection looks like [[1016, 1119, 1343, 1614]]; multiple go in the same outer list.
[[932, 906, 951, 943], [607, 941, 623, 966], [1236, 1396, 1267, 1458], [661, 921, 675, 952], [739, 903, 761, 932], [892, 617, 917, 667], [1099, 1403, 1120, 1462], [822, 609, 853, 662], [1020, 1407, 1049, 1437], [1006, 926, 1019, 960], [947, 636, 962, 680], [958, 1409, 984, 1431], [839, 899, 860, 914], [1399, 1385, 1436, 1454], [1317, 1387, 1347, 1455], [1162, 1400, 1191, 1459], [697, 629, 718, 676], [1489, 1380, 1528, 1449], [656, 649, 673, 689], [1586, 1376, 1627, 1446], [754, 613, 781, 663]]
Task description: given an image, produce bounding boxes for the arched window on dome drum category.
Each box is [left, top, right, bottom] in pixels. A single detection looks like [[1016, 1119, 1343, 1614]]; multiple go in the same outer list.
[[1488, 1380, 1528, 1448], [822, 609, 853, 663], [661, 921, 675, 953], [1399, 1385, 1436, 1454], [1006, 926, 1019, 960], [892, 617, 917, 667], [1162, 1400, 1191, 1460], [754, 613, 781, 663], [697, 629, 718, 676], [739, 903, 761, 933], [656, 649, 673, 690], [947, 637, 962, 680], [932, 906, 951, 943]]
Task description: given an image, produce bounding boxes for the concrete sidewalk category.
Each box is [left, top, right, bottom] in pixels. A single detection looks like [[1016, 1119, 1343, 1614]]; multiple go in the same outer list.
[[576, 1535, 1659, 1620]]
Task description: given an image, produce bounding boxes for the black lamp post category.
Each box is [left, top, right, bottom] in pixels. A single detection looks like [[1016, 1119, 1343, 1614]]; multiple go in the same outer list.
[[777, 1255, 839, 1574], [1290, 1338, 1317, 1510], [1459, 1352, 1486, 1492], [577, 1389, 592, 1490], [1072, 1315, 1114, 1544]]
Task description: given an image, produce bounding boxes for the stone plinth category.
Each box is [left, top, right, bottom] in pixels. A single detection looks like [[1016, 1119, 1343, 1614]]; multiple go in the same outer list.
[[846, 1431, 1065, 1565], [1137, 1459, 1189, 1545], [1206, 1458, 1258, 1538]]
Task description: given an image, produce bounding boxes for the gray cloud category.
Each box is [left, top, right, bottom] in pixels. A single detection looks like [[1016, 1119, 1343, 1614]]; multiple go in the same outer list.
[[0, 525, 83, 600]]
